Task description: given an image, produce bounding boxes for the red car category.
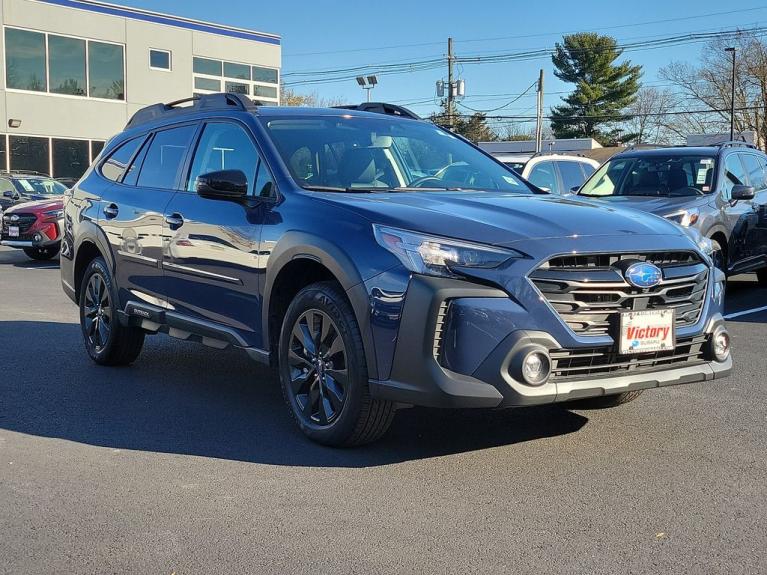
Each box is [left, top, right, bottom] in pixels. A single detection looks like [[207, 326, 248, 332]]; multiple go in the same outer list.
[[1, 197, 64, 260]]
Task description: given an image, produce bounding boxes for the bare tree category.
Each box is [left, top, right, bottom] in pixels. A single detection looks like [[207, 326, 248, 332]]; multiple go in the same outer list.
[[660, 32, 767, 146], [620, 87, 676, 144], [280, 87, 345, 107]]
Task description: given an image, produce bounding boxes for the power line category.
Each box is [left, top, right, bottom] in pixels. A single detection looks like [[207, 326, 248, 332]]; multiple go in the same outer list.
[[457, 80, 538, 113]]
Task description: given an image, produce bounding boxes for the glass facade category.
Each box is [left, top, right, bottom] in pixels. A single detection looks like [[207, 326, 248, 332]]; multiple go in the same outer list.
[[9, 136, 50, 174], [4, 27, 125, 101], [53, 138, 90, 178], [0, 135, 106, 178], [193, 56, 279, 103]]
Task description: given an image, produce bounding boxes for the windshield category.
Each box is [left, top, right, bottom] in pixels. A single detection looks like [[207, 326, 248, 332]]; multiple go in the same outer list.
[[579, 155, 716, 198], [12, 178, 67, 195], [261, 115, 533, 193]]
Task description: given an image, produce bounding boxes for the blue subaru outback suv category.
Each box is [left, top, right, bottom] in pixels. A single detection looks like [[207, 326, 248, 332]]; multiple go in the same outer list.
[[61, 94, 732, 446]]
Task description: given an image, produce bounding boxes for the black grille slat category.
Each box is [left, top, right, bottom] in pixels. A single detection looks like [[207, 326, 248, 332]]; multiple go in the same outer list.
[[531, 252, 708, 336], [551, 336, 707, 381]]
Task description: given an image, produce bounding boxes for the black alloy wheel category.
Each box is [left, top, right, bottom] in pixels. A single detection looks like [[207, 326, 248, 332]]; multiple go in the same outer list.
[[82, 272, 112, 353], [288, 309, 348, 426]]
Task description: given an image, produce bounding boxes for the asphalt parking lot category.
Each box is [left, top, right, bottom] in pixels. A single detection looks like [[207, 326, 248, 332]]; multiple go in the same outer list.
[[1, 245, 766, 574]]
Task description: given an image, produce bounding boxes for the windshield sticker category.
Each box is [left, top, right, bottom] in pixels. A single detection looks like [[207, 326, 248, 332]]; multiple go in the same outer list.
[[696, 168, 709, 184], [17, 179, 34, 192], [502, 176, 519, 185], [699, 158, 714, 165], [702, 185, 710, 192]]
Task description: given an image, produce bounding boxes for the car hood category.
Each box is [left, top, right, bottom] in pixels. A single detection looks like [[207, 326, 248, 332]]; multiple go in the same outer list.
[[4, 197, 63, 213], [577, 194, 711, 217], [316, 191, 686, 246]]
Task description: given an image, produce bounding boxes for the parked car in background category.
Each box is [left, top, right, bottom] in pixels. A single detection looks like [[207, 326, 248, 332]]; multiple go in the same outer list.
[[62, 94, 731, 446], [490, 153, 533, 174], [1, 197, 65, 260], [0, 171, 68, 212], [521, 154, 600, 194], [576, 142, 767, 285]]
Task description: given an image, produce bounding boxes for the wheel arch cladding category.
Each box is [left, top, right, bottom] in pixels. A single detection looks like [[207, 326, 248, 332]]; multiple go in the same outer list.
[[264, 234, 379, 379], [74, 240, 107, 301]]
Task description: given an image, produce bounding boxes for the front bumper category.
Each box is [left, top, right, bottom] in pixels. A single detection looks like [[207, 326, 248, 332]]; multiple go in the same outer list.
[[1, 219, 61, 249], [368, 275, 732, 409]]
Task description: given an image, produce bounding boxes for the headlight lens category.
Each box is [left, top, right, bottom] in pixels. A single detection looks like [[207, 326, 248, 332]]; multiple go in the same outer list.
[[665, 208, 699, 227], [373, 225, 521, 278], [43, 209, 63, 218]]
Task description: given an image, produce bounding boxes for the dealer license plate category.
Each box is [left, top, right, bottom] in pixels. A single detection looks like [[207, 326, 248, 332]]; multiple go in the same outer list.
[[619, 309, 675, 355], [8, 226, 19, 238]]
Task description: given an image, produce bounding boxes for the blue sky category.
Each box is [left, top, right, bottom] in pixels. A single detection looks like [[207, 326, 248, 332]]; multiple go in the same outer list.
[[116, 0, 767, 128]]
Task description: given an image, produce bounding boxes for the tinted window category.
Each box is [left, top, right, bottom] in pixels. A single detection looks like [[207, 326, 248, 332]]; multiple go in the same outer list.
[[193, 57, 221, 76], [528, 162, 559, 194], [254, 85, 278, 99], [9, 136, 49, 174], [741, 154, 766, 191], [138, 125, 196, 190], [53, 139, 89, 179], [723, 154, 748, 198], [48, 35, 86, 96], [225, 81, 249, 95], [558, 161, 587, 192], [582, 163, 596, 177], [0, 136, 6, 172], [88, 41, 124, 100], [252, 66, 278, 84], [5, 28, 47, 91], [101, 137, 144, 182], [224, 62, 250, 80], [91, 141, 105, 162], [194, 77, 221, 91], [254, 160, 274, 197], [149, 49, 170, 70], [187, 123, 258, 194], [0, 178, 15, 193]]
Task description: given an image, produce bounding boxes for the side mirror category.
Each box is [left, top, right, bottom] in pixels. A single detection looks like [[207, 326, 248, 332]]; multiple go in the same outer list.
[[570, 186, 580, 193], [3, 191, 15, 198], [196, 169, 248, 200], [731, 185, 755, 200]]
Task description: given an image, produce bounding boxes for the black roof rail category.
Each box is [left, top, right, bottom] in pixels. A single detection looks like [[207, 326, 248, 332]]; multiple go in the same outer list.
[[332, 102, 422, 120], [529, 150, 588, 159], [125, 93, 259, 129], [714, 140, 757, 149]]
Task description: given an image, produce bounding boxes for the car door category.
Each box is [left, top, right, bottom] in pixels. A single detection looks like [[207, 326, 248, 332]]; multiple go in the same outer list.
[[742, 153, 767, 265], [526, 160, 561, 194], [719, 152, 756, 270], [99, 124, 198, 307], [162, 119, 274, 347]]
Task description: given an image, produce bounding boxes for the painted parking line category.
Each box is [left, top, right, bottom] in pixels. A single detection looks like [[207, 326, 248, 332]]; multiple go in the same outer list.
[[724, 305, 767, 320]]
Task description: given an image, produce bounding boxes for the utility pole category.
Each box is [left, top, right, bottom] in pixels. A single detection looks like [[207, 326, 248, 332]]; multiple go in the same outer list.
[[447, 37, 455, 130], [535, 69, 544, 153], [725, 47, 736, 141]]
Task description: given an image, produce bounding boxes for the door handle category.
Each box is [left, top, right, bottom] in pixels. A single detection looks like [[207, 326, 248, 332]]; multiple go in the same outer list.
[[103, 203, 119, 219], [165, 213, 184, 230]]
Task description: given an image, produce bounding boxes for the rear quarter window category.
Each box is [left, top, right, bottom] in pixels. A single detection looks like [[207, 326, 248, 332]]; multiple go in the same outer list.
[[100, 137, 145, 182]]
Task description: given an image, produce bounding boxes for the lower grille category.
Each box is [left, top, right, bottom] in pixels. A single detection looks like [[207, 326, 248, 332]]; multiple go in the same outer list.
[[551, 335, 708, 381], [433, 301, 450, 359], [530, 251, 709, 336]]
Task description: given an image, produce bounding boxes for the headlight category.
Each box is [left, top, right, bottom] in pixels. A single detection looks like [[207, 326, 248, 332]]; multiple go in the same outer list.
[[665, 208, 699, 227], [43, 209, 63, 218], [373, 224, 521, 278]]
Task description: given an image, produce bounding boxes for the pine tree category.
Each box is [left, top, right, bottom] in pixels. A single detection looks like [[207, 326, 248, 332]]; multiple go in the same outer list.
[[550, 33, 642, 143]]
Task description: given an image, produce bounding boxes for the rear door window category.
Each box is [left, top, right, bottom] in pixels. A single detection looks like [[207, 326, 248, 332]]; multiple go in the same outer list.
[[137, 125, 197, 190], [723, 154, 748, 199], [527, 161, 560, 194], [558, 161, 587, 192]]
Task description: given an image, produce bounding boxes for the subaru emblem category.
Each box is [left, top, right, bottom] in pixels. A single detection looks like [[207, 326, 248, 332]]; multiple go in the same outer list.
[[10, 214, 19, 222], [624, 262, 663, 288]]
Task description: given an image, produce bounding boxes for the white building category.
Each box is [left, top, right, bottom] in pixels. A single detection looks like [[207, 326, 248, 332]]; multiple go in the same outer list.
[[0, 0, 281, 179]]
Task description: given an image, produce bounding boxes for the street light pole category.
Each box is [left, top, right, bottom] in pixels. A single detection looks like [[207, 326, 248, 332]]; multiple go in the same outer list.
[[725, 47, 736, 141]]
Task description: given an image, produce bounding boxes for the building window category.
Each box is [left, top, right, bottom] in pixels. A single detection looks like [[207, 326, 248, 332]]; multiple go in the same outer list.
[[52, 139, 89, 178], [48, 35, 87, 96], [89, 41, 125, 100], [5, 28, 47, 92], [252, 66, 278, 84], [149, 49, 171, 71], [193, 57, 222, 76], [193, 56, 279, 103], [9, 136, 50, 175], [225, 81, 249, 95], [91, 141, 105, 162], [4, 27, 125, 101], [254, 85, 278, 99], [0, 136, 6, 171]]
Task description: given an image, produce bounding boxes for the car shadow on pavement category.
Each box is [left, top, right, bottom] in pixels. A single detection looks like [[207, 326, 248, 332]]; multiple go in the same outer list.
[[0, 320, 588, 468]]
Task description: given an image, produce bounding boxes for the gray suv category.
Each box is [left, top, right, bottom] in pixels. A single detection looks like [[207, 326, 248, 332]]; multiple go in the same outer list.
[[576, 142, 767, 285]]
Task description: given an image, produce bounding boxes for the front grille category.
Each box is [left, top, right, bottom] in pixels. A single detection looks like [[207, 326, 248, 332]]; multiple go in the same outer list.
[[530, 251, 709, 336], [551, 335, 708, 381], [1, 213, 38, 239]]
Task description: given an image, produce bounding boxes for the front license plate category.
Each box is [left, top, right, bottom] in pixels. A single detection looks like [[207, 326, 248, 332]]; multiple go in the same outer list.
[[8, 226, 19, 237], [619, 309, 675, 354]]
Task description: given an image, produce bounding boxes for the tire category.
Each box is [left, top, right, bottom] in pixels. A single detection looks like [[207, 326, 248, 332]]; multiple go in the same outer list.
[[758, 267, 767, 287], [23, 245, 60, 260], [278, 281, 396, 446], [567, 390, 644, 409], [79, 257, 144, 366]]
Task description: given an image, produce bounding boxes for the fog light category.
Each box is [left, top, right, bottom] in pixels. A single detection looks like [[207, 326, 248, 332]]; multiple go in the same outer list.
[[712, 328, 730, 362], [34, 233, 42, 242], [521, 350, 551, 386]]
